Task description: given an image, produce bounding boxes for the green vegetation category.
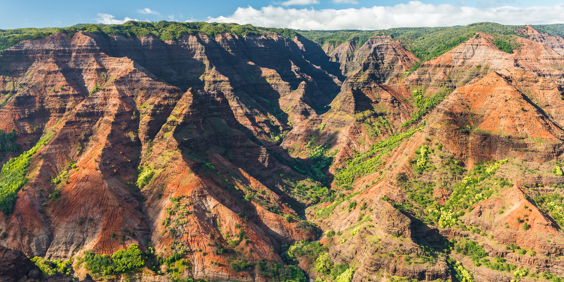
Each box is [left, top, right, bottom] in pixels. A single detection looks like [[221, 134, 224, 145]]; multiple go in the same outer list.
[[285, 240, 328, 265], [415, 145, 431, 173], [334, 127, 422, 185], [454, 239, 487, 261], [315, 253, 333, 275], [300, 22, 528, 62], [531, 24, 564, 38], [493, 38, 513, 53], [31, 257, 73, 276], [293, 182, 333, 204], [297, 30, 375, 49], [0, 27, 61, 52], [230, 259, 254, 272], [0, 133, 53, 215], [435, 159, 509, 228], [258, 261, 307, 282], [513, 268, 529, 281], [553, 166, 563, 176], [136, 167, 154, 188], [533, 192, 564, 227], [541, 271, 564, 282], [400, 88, 451, 129], [79, 244, 145, 276], [360, 115, 393, 138], [492, 35, 522, 53], [0, 130, 19, 154], [285, 240, 356, 282], [387, 144, 469, 224], [334, 267, 355, 282], [166, 258, 190, 278], [315, 191, 360, 218], [448, 259, 474, 282], [381, 22, 526, 61], [306, 144, 336, 185], [0, 21, 298, 53], [51, 171, 69, 186]]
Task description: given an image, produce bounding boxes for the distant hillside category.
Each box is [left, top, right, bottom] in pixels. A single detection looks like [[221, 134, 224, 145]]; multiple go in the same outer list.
[[298, 22, 550, 61], [0, 21, 298, 52]]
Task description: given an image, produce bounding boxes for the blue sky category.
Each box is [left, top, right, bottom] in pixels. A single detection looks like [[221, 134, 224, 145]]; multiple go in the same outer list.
[[1, 0, 564, 30]]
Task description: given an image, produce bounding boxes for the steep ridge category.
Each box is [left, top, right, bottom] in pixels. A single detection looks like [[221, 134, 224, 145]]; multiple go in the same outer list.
[[405, 33, 564, 92], [519, 25, 564, 57], [282, 35, 419, 175], [84, 31, 343, 143], [138, 89, 316, 281], [427, 71, 564, 164], [328, 36, 419, 78]]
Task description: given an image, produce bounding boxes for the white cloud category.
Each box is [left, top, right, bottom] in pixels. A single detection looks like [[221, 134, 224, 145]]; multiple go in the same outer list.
[[168, 15, 176, 21], [277, 0, 319, 6], [137, 8, 159, 15], [208, 1, 564, 30], [96, 13, 138, 25], [333, 0, 359, 4]]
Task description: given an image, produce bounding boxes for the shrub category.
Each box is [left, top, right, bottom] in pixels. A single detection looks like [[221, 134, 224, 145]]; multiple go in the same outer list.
[[455, 239, 487, 261], [31, 257, 73, 276], [350, 227, 360, 236], [258, 260, 307, 282], [0, 130, 20, 153], [315, 253, 333, 275], [81, 244, 145, 275], [230, 260, 254, 272], [284, 214, 292, 222], [0, 133, 53, 215], [334, 266, 354, 282], [136, 168, 154, 188]]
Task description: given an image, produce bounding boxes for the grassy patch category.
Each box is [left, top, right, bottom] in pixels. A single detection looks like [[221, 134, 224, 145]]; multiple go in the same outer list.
[[306, 145, 336, 185], [334, 127, 422, 186], [435, 159, 509, 228], [136, 167, 154, 188], [31, 257, 73, 276], [0, 132, 53, 215], [533, 192, 564, 228], [400, 87, 451, 129], [79, 244, 145, 276], [258, 261, 307, 282]]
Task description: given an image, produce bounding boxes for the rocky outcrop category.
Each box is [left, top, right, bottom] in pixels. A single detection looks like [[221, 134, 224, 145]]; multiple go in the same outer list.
[[0, 245, 40, 281], [328, 36, 418, 78]]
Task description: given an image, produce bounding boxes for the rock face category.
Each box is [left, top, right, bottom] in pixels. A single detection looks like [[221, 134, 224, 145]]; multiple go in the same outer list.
[[3, 23, 564, 281], [0, 245, 40, 281]]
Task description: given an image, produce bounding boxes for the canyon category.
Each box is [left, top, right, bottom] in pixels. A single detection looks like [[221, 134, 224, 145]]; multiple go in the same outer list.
[[0, 21, 564, 282]]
